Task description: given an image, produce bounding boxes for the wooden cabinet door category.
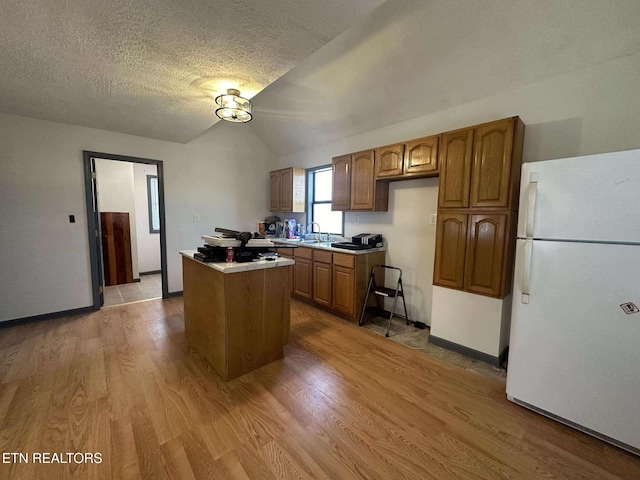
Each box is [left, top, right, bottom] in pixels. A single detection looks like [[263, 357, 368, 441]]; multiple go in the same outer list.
[[404, 135, 439, 175], [470, 119, 514, 208], [464, 214, 507, 297], [433, 213, 468, 289], [350, 150, 376, 210], [375, 144, 404, 178], [293, 257, 313, 299], [333, 265, 356, 317], [100, 212, 134, 286], [313, 261, 332, 307], [269, 170, 281, 211], [279, 168, 293, 212], [332, 155, 351, 210], [438, 129, 473, 208]]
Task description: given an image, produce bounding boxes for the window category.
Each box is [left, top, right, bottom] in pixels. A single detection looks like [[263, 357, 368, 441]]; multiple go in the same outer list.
[[147, 175, 160, 233], [307, 166, 343, 235]]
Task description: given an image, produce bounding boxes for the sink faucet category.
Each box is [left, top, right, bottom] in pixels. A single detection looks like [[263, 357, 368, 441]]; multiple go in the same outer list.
[[307, 222, 321, 234], [307, 222, 327, 241]]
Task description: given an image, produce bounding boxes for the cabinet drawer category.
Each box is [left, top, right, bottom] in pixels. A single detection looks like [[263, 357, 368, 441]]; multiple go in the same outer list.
[[333, 253, 355, 269], [276, 248, 294, 258], [294, 247, 313, 259], [313, 250, 332, 263]]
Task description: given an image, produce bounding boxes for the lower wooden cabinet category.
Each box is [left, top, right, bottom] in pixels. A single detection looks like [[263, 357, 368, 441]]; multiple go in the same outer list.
[[433, 211, 511, 298], [313, 260, 332, 307], [287, 246, 385, 322], [293, 247, 313, 299], [332, 265, 356, 317]]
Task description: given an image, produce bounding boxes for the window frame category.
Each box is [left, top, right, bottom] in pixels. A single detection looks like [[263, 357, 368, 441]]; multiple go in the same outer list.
[[147, 174, 160, 233], [306, 165, 344, 236]]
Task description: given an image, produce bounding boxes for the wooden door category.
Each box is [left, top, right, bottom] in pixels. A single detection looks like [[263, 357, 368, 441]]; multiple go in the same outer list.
[[404, 135, 439, 176], [438, 129, 473, 208], [293, 257, 313, 299], [313, 261, 332, 307], [464, 214, 507, 297], [470, 118, 514, 208], [333, 265, 356, 317], [269, 170, 281, 211], [332, 155, 351, 210], [279, 168, 293, 212], [375, 144, 404, 178], [100, 212, 134, 286], [350, 150, 376, 210], [433, 213, 468, 290]]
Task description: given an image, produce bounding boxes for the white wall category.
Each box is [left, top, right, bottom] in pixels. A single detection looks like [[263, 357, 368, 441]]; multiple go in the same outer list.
[[276, 52, 640, 326], [95, 159, 140, 279], [0, 113, 275, 322], [133, 163, 161, 273]]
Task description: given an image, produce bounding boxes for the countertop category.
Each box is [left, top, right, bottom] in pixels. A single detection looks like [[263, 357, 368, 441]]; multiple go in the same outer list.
[[272, 239, 387, 255], [180, 250, 294, 273]]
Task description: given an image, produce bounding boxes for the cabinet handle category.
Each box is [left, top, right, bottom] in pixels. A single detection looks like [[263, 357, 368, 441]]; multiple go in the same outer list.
[[521, 238, 533, 304], [525, 172, 539, 238]]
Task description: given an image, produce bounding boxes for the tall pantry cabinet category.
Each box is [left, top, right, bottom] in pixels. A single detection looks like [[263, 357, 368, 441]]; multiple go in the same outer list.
[[430, 116, 525, 365]]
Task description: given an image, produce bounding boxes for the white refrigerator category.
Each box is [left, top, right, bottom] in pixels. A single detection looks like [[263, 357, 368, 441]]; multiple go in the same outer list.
[[506, 149, 640, 455]]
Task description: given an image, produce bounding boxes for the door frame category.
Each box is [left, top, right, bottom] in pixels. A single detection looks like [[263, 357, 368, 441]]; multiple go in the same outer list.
[[83, 151, 169, 310]]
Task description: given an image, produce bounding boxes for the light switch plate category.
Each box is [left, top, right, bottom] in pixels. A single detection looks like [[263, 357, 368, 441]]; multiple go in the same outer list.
[[193, 214, 200, 223], [430, 213, 437, 225]]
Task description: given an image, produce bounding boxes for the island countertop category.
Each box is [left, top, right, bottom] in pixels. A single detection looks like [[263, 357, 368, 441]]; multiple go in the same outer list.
[[180, 250, 294, 273]]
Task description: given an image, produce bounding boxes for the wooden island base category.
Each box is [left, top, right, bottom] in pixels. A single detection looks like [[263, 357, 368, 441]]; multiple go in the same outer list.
[[182, 255, 292, 381]]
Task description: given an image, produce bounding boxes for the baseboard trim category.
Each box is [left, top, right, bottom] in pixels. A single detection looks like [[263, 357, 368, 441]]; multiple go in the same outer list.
[[140, 270, 161, 276], [428, 335, 508, 367], [0, 306, 94, 329], [166, 290, 183, 298], [134, 278, 141, 282]]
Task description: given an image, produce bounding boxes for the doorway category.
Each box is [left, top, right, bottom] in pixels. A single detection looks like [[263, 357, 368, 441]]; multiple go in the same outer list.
[[83, 151, 169, 310]]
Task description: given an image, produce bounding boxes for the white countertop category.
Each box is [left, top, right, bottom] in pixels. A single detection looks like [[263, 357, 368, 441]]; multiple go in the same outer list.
[[272, 239, 387, 255], [180, 250, 294, 273]]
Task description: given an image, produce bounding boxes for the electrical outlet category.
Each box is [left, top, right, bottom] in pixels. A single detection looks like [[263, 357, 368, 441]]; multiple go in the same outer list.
[[193, 214, 200, 223]]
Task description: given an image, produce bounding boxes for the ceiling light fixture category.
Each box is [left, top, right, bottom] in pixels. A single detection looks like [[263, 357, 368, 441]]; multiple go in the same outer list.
[[215, 88, 252, 123]]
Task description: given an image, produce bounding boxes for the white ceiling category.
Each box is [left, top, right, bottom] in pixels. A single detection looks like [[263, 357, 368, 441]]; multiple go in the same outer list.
[[0, 0, 386, 143], [251, 0, 640, 157], [1, 0, 638, 157]]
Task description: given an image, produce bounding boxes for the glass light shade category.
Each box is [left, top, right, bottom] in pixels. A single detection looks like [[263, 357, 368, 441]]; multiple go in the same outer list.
[[215, 89, 252, 123]]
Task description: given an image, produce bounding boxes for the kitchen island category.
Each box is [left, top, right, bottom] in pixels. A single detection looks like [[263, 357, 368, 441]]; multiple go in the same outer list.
[[180, 251, 294, 381]]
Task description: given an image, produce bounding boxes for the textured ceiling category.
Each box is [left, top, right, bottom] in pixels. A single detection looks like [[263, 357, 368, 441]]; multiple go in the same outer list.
[[0, 0, 385, 143]]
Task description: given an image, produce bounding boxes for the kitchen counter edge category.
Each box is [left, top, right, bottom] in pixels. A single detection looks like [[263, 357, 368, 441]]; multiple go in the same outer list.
[[180, 250, 294, 273]]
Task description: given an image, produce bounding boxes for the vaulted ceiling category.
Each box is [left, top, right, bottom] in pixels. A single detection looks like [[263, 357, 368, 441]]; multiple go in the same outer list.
[[1, 1, 638, 157], [0, 0, 385, 143]]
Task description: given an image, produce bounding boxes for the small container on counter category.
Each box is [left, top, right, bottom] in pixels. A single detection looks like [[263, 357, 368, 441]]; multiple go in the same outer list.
[[226, 247, 234, 263]]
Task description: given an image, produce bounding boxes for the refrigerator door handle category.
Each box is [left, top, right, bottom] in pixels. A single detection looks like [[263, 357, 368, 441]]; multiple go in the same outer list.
[[525, 172, 539, 238], [521, 239, 533, 304]]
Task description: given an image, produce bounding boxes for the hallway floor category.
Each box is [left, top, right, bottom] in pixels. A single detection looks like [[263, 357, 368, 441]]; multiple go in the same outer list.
[[103, 273, 162, 307]]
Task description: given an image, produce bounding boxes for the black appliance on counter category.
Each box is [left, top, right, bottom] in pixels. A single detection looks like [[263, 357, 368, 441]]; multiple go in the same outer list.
[[331, 233, 383, 251], [351, 233, 383, 247]]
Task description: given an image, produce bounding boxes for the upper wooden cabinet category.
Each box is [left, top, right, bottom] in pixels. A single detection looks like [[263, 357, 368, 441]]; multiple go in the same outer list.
[[375, 143, 404, 178], [438, 129, 473, 208], [331, 155, 351, 211], [404, 135, 439, 176], [269, 167, 305, 212], [351, 150, 377, 210], [439, 117, 523, 210], [470, 120, 515, 208], [375, 135, 439, 180], [332, 151, 388, 211]]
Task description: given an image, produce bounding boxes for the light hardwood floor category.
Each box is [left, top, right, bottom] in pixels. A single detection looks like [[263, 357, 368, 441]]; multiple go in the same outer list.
[[1, 297, 639, 479]]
